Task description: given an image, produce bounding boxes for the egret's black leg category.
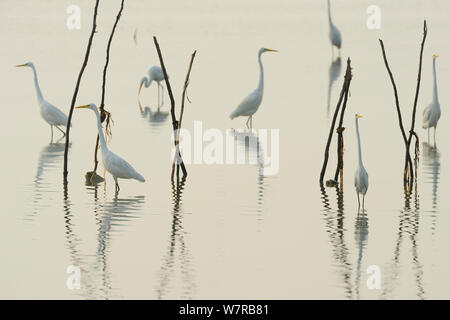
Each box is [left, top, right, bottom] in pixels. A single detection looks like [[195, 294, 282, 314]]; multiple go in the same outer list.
[[56, 125, 66, 137], [246, 117, 251, 129]]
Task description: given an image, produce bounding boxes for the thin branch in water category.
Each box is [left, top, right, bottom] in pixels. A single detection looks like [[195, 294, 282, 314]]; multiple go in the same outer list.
[[404, 20, 427, 187], [153, 36, 188, 180], [63, 0, 100, 183], [92, 0, 125, 175], [319, 58, 352, 185], [334, 58, 353, 184], [378, 20, 427, 191]]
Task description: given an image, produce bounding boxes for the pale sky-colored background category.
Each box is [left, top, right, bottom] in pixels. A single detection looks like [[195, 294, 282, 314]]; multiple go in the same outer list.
[[0, 0, 449, 299]]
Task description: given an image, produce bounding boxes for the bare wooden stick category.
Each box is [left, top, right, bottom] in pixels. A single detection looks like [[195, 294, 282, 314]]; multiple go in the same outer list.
[[92, 0, 125, 173], [153, 36, 188, 179], [379, 20, 427, 190], [334, 58, 353, 183], [63, 0, 100, 183], [379, 39, 408, 144], [173, 51, 197, 180], [404, 20, 427, 187], [319, 58, 352, 185]]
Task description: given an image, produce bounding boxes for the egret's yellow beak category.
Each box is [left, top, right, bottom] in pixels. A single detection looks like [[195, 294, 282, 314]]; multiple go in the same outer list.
[[15, 63, 27, 67], [75, 104, 90, 109], [265, 48, 279, 53], [138, 82, 143, 95], [433, 54, 439, 58], [356, 113, 363, 118]]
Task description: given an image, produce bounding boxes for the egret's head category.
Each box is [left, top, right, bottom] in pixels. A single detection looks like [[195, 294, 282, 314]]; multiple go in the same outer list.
[[260, 48, 278, 55], [355, 113, 363, 119], [433, 54, 439, 59], [15, 62, 33, 68], [76, 103, 97, 111]]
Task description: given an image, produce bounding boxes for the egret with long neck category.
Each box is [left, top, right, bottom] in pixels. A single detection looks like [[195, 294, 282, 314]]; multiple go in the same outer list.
[[354, 113, 369, 210], [76, 104, 145, 192], [229, 48, 278, 129], [422, 54, 441, 143], [327, 0, 342, 57], [16, 62, 69, 139]]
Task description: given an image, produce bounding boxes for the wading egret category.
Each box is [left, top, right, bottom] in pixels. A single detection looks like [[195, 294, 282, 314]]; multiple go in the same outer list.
[[354, 114, 368, 209], [76, 104, 145, 192], [16, 62, 68, 138], [327, 0, 342, 56], [422, 54, 441, 142], [138, 65, 166, 106], [229, 48, 278, 129]]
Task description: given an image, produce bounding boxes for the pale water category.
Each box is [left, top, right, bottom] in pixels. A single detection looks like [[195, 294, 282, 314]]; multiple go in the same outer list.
[[1, 0, 450, 299]]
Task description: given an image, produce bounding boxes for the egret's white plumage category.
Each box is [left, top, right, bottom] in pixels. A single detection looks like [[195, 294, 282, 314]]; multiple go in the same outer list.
[[229, 48, 278, 129], [327, 0, 342, 55], [354, 114, 369, 209], [422, 54, 441, 142], [138, 65, 166, 105], [76, 104, 145, 191], [16, 62, 68, 137]]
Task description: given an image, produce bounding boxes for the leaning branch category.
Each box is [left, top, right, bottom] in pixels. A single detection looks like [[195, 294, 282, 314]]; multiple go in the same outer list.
[[319, 58, 352, 185], [404, 20, 427, 187], [153, 36, 188, 180], [379, 39, 408, 144], [63, 0, 100, 183], [334, 58, 353, 183], [92, 0, 125, 174]]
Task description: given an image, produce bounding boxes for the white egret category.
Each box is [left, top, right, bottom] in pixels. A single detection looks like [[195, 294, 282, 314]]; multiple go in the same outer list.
[[138, 65, 166, 106], [327, 0, 342, 56], [354, 114, 369, 209], [422, 54, 441, 142], [16, 62, 68, 138], [76, 104, 145, 191], [229, 48, 278, 129]]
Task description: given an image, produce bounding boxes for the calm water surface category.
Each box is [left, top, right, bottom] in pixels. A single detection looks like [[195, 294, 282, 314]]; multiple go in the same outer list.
[[1, 0, 450, 299]]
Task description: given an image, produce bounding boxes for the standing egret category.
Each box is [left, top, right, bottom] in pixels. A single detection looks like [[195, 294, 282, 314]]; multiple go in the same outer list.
[[76, 104, 145, 192], [16, 62, 68, 138], [229, 48, 278, 129], [422, 54, 441, 142], [354, 114, 369, 209], [138, 65, 166, 106], [327, 0, 342, 57]]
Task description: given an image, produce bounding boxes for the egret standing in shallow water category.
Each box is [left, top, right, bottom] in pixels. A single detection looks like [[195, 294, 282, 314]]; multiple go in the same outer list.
[[138, 65, 166, 106], [354, 114, 369, 210], [76, 104, 145, 192], [327, 0, 342, 57], [229, 48, 278, 129], [423, 54, 441, 143], [16, 62, 68, 138]]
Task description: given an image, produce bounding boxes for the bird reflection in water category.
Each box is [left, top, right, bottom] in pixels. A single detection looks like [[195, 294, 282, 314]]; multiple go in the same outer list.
[[327, 57, 342, 117], [319, 185, 353, 299], [353, 210, 368, 299], [138, 98, 169, 133], [422, 142, 440, 234], [28, 138, 68, 222], [63, 183, 144, 299], [157, 177, 195, 299], [230, 129, 266, 220]]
